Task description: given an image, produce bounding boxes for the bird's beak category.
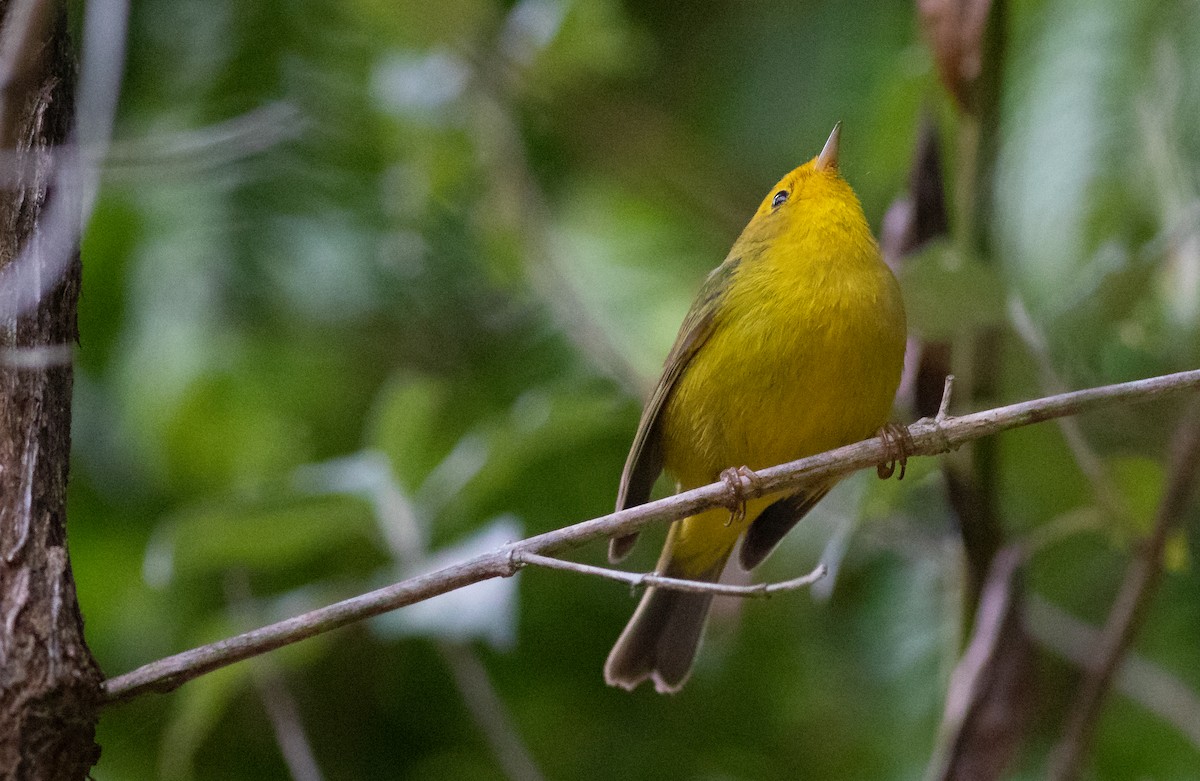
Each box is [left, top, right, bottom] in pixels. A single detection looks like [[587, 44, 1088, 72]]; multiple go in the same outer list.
[[815, 122, 841, 172]]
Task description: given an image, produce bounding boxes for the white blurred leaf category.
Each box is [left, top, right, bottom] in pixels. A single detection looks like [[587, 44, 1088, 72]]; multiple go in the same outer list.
[[372, 516, 522, 649]]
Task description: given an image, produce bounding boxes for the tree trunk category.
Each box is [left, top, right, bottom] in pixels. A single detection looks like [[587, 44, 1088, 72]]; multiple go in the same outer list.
[[0, 1, 102, 778]]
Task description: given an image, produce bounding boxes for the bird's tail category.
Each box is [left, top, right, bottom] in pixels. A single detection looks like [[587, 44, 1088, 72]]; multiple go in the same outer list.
[[603, 510, 735, 693]]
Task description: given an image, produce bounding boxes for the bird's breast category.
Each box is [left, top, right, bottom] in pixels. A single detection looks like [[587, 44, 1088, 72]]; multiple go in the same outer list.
[[659, 256, 905, 489]]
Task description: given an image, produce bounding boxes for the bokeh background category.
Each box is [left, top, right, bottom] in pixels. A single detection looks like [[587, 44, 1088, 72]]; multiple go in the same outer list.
[[67, 0, 1200, 778]]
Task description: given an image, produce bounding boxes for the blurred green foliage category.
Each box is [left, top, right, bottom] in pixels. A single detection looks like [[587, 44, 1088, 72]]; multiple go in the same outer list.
[[67, 0, 1200, 778]]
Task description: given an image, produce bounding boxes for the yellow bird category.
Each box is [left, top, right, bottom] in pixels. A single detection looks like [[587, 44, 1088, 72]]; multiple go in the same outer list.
[[604, 124, 907, 693]]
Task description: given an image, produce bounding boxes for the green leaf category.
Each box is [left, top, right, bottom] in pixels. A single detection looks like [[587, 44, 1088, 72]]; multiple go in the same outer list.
[[898, 240, 1006, 339], [159, 371, 315, 493], [1109, 455, 1166, 537], [428, 386, 624, 538], [147, 493, 382, 587], [366, 373, 455, 493]]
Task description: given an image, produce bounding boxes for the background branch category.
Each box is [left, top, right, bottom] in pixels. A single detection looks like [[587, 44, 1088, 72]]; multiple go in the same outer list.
[[927, 546, 1034, 781], [436, 643, 546, 781], [1008, 293, 1134, 524], [1048, 396, 1200, 781], [95, 369, 1200, 705], [224, 572, 325, 781], [368, 461, 547, 781], [1027, 596, 1200, 750]]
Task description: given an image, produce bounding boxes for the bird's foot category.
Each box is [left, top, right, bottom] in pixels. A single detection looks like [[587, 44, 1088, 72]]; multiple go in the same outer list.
[[719, 465, 760, 526], [876, 423, 914, 480]]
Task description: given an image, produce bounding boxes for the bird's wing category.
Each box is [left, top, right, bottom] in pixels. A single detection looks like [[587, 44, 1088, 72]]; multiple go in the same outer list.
[[738, 485, 831, 571], [608, 257, 738, 562]]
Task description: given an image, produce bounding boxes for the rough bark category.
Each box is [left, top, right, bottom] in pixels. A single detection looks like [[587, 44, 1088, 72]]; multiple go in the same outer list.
[[0, 2, 102, 778]]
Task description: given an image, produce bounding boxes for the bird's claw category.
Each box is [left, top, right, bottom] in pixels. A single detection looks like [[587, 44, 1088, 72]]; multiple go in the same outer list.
[[720, 465, 759, 526], [876, 423, 913, 480]]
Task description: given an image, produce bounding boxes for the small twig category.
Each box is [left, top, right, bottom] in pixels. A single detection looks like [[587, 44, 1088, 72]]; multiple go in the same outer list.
[[251, 666, 324, 781], [1021, 507, 1107, 556], [98, 369, 1200, 705], [1048, 397, 1200, 781], [937, 374, 955, 422], [514, 551, 826, 597]]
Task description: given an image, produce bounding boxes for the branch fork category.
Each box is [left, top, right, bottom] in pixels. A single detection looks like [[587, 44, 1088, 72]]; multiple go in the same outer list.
[[510, 550, 827, 598]]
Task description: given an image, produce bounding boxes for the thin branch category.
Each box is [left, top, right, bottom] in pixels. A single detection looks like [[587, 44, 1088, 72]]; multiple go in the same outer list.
[[1026, 595, 1200, 750], [0, 101, 304, 187], [467, 20, 645, 396], [1048, 397, 1200, 781], [362, 457, 547, 781], [102, 100, 303, 175], [1008, 294, 1134, 524], [99, 368, 1200, 705], [515, 551, 826, 597], [953, 0, 1007, 626], [436, 643, 546, 781], [225, 573, 325, 781], [251, 665, 325, 781], [927, 546, 1033, 781]]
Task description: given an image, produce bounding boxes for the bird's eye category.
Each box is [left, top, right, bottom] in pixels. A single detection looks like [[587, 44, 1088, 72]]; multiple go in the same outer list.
[[771, 190, 789, 208]]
